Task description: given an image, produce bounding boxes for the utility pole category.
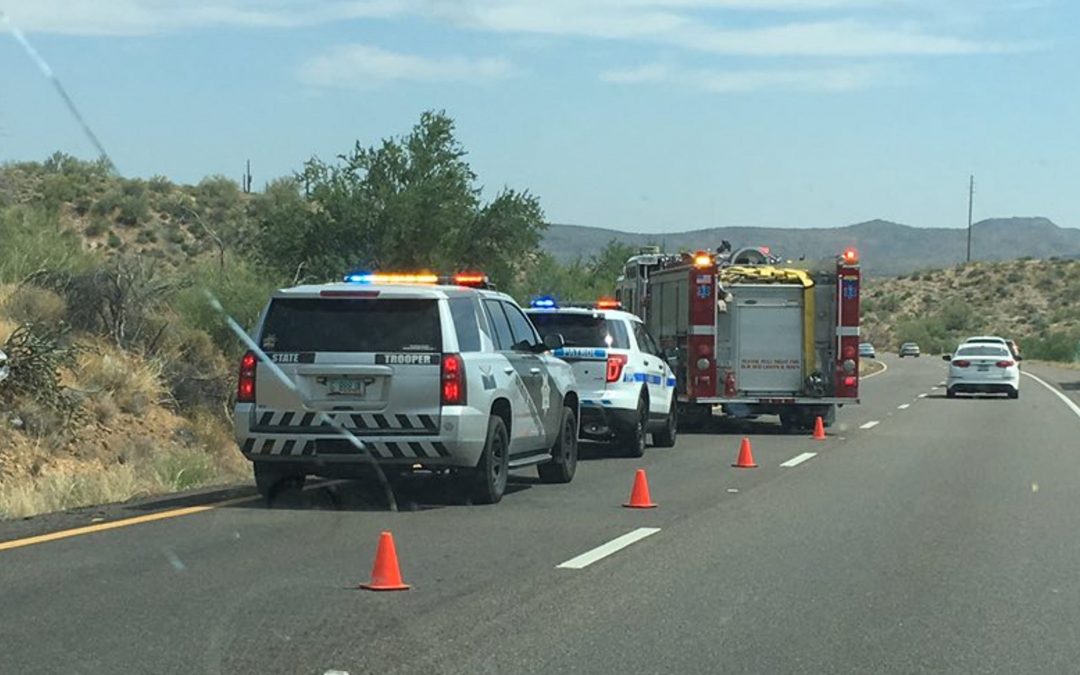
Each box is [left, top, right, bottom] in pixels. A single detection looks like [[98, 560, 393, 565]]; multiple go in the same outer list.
[[966, 174, 974, 263]]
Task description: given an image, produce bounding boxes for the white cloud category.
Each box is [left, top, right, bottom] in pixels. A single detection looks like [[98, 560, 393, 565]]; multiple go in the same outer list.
[[603, 61, 893, 92], [0, 1, 407, 35], [297, 43, 513, 88]]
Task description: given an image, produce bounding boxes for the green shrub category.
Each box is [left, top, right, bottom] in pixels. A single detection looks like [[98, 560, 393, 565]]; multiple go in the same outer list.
[[107, 233, 122, 249], [116, 192, 150, 227], [135, 230, 157, 244], [173, 256, 284, 356], [1005, 271, 1023, 284], [84, 218, 108, 238], [1026, 331, 1080, 362], [165, 227, 186, 244], [0, 205, 96, 283]]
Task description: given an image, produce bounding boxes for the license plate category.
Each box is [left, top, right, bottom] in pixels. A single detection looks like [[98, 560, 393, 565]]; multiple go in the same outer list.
[[977, 366, 989, 372], [326, 377, 372, 396]]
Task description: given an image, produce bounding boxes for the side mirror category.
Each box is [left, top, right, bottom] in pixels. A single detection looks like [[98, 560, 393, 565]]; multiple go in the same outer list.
[[1015, 354, 1023, 362], [942, 354, 951, 361], [543, 333, 565, 351]]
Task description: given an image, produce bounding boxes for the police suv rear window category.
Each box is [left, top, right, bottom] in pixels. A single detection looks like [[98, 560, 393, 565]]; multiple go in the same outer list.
[[528, 313, 630, 349], [260, 298, 442, 353]]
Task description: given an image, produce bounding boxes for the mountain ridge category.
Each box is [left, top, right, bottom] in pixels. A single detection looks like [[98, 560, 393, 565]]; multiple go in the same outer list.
[[542, 217, 1078, 276]]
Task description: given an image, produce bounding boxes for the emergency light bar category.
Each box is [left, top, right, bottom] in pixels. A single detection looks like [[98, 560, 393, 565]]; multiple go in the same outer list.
[[530, 296, 558, 309], [595, 298, 622, 310], [343, 271, 492, 288]]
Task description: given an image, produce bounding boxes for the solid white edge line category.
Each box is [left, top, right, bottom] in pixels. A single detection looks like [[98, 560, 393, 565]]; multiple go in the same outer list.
[[780, 452, 817, 468], [556, 527, 662, 570], [897, 403, 910, 410], [859, 420, 880, 429], [861, 360, 889, 380], [1022, 371, 1080, 419]]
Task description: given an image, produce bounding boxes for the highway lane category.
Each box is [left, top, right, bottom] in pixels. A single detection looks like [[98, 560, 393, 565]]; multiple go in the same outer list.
[[4, 353, 1066, 674]]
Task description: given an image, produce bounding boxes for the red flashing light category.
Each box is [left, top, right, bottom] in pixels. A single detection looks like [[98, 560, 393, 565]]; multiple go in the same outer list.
[[842, 248, 859, 265], [606, 354, 628, 383], [692, 251, 713, 269], [453, 273, 488, 287], [237, 351, 257, 403], [441, 354, 466, 405], [843, 375, 857, 388]]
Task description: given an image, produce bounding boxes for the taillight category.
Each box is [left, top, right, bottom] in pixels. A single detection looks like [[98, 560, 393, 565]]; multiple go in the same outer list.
[[441, 353, 466, 405], [606, 354, 628, 383], [844, 375, 857, 387], [952, 359, 970, 368], [724, 370, 737, 397], [996, 360, 1015, 368], [237, 351, 257, 402]]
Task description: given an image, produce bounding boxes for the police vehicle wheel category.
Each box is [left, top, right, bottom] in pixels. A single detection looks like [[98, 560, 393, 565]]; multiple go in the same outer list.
[[538, 406, 578, 484], [469, 415, 509, 504], [618, 395, 648, 458], [253, 462, 305, 502], [946, 388, 957, 399], [652, 398, 677, 448], [1008, 388, 1019, 400]]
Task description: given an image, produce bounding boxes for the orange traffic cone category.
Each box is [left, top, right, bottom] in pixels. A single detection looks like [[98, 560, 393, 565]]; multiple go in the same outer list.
[[732, 437, 758, 468], [623, 469, 658, 508], [812, 416, 826, 440], [359, 531, 410, 591]]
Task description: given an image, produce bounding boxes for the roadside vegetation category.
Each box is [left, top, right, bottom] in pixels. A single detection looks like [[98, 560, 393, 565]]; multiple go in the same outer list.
[[862, 259, 1080, 360], [0, 111, 633, 519]]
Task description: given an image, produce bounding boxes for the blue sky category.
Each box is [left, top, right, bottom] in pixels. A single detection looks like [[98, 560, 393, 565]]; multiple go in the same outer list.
[[0, 1, 1076, 233]]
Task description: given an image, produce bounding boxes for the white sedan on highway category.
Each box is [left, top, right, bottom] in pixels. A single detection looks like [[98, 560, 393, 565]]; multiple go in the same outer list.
[[944, 343, 1020, 399]]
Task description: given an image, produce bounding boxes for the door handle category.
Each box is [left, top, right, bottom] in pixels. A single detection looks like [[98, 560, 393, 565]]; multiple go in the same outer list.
[[529, 367, 542, 375], [504, 367, 515, 375]]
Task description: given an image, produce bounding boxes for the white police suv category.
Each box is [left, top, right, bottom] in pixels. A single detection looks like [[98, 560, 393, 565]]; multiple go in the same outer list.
[[525, 297, 677, 457], [234, 272, 579, 504]]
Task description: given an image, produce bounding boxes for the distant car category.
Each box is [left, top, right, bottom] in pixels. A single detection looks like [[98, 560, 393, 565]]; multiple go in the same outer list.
[[858, 342, 876, 359], [1006, 339, 1022, 360], [944, 343, 1019, 399], [899, 342, 921, 358]]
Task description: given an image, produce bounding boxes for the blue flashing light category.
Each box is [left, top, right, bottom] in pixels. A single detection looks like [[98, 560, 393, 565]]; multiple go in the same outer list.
[[344, 272, 373, 284], [530, 296, 558, 309]]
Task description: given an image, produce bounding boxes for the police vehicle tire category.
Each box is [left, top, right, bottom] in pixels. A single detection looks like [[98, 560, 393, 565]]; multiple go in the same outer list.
[[618, 394, 648, 458], [946, 388, 957, 399], [253, 462, 305, 501], [538, 406, 578, 484], [469, 415, 510, 504], [652, 397, 677, 448], [1008, 388, 1019, 400]]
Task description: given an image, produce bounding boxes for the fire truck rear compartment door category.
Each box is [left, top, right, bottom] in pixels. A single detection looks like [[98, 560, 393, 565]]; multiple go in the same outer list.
[[733, 285, 804, 394]]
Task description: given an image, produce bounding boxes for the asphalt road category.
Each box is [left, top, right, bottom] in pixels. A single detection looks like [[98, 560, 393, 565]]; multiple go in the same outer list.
[[3, 353, 1080, 674]]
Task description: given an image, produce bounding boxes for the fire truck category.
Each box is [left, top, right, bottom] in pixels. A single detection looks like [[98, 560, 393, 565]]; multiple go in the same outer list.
[[614, 243, 861, 430]]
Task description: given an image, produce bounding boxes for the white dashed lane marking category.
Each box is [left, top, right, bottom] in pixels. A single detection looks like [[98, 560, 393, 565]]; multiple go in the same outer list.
[[898, 404, 911, 410], [557, 528, 662, 570], [780, 452, 817, 468], [860, 421, 880, 430]]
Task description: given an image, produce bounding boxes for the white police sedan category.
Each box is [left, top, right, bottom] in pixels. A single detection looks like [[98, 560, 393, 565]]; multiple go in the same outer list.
[[526, 297, 677, 457]]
